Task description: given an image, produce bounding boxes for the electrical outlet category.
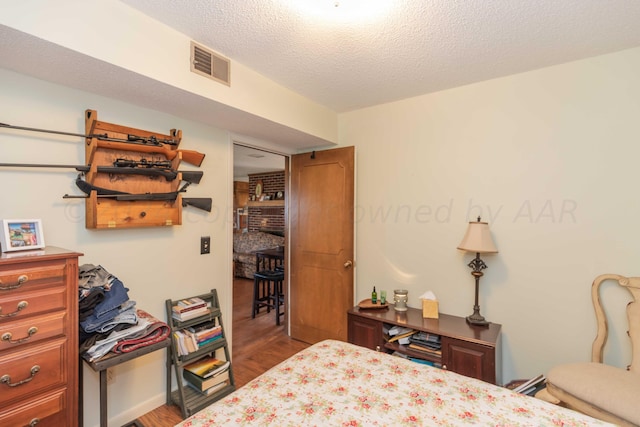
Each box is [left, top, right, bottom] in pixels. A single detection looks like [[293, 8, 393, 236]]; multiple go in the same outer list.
[[106, 368, 115, 384], [200, 236, 211, 254]]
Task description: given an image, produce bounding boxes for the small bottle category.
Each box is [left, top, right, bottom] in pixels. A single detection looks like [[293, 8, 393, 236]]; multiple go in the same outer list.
[[371, 286, 377, 304]]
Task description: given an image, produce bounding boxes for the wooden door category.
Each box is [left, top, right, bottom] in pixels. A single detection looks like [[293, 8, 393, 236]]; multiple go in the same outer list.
[[289, 146, 355, 343]]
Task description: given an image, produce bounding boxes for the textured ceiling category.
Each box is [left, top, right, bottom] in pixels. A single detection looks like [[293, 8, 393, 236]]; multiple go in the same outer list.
[[234, 144, 285, 180], [120, 0, 640, 112], [2, 1, 640, 152]]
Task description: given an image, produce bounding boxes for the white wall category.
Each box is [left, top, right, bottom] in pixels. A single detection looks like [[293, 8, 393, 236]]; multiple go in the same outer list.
[[0, 68, 232, 426], [340, 47, 640, 383]]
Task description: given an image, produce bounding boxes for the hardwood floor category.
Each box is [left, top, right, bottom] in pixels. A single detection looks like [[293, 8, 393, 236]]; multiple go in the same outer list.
[[135, 277, 309, 426]]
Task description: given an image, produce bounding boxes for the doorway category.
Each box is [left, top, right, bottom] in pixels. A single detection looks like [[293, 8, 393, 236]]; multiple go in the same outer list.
[[232, 143, 288, 339], [232, 144, 355, 346]]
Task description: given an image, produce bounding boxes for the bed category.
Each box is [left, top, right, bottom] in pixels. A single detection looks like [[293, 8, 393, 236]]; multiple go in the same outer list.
[[176, 339, 612, 426]]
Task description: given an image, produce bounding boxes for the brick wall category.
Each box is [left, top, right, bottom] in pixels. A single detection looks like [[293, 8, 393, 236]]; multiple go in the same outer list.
[[248, 171, 285, 233]]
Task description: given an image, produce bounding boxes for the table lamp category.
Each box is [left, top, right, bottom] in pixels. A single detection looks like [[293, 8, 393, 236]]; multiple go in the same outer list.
[[457, 216, 498, 326]]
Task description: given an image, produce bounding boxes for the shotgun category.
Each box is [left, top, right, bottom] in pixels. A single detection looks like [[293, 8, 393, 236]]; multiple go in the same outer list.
[[0, 121, 206, 167], [66, 176, 212, 212], [0, 160, 204, 184]]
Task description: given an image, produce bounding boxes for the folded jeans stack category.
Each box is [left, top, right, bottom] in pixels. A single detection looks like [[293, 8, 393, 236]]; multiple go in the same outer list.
[[78, 264, 168, 361]]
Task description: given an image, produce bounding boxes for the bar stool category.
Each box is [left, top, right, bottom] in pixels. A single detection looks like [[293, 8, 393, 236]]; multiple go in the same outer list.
[[252, 269, 285, 325], [272, 269, 285, 324]]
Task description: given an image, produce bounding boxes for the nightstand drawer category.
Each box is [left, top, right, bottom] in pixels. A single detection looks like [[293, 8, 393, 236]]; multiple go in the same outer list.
[[0, 388, 66, 427], [0, 311, 66, 351], [0, 337, 67, 407], [0, 286, 67, 321]]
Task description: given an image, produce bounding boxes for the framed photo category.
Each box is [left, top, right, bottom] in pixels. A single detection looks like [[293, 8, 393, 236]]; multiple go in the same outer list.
[[0, 219, 45, 252]]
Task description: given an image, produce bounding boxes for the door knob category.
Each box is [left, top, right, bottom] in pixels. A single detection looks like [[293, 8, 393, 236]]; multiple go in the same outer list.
[[344, 260, 353, 269]]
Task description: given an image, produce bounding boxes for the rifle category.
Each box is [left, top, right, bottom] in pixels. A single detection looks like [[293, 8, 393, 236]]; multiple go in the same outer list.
[[97, 140, 205, 167], [0, 121, 179, 146], [0, 122, 206, 167], [0, 160, 204, 184], [66, 176, 212, 212]]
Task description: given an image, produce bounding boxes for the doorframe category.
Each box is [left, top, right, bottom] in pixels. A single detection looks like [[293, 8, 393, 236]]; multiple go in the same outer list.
[[230, 136, 293, 342]]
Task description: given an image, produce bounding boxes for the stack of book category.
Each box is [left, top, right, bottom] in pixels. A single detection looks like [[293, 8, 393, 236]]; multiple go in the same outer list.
[[509, 374, 546, 396], [186, 321, 222, 348], [407, 331, 441, 356], [172, 323, 222, 356], [385, 325, 415, 345], [182, 356, 231, 395], [172, 297, 210, 322]]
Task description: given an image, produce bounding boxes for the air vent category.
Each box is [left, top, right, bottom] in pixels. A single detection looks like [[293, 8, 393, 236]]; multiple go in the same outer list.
[[190, 41, 230, 86]]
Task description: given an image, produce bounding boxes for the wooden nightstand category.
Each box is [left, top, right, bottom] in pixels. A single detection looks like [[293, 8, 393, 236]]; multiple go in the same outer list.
[[347, 305, 502, 384]]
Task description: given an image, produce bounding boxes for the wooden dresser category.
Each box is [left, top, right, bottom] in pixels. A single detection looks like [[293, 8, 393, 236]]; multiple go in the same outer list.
[[0, 247, 82, 427]]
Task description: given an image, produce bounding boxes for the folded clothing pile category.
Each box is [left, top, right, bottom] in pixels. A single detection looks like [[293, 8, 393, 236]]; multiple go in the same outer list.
[[78, 264, 169, 361], [83, 310, 170, 362]]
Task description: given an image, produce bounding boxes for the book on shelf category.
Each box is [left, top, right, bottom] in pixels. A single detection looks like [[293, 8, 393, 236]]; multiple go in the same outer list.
[[173, 304, 207, 315], [387, 330, 416, 343], [392, 350, 440, 367], [172, 306, 210, 322], [387, 325, 414, 336], [183, 366, 230, 391], [187, 323, 222, 344], [172, 328, 223, 356], [183, 356, 230, 378], [173, 297, 208, 315], [397, 336, 411, 345], [408, 337, 441, 351], [409, 357, 436, 366], [186, 320, 217, 333], [408, 343, 441, 355], [173, 331, 195, 356], [178, 297, 206, 307], [410, 331, 441, 344], [173, 299, 207, 313], [186, 378, 229, 396]]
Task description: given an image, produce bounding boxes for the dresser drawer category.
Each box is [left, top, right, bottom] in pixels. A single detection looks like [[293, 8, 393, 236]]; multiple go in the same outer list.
[[0, 337, 67, 407], [0, 311, 66, 352], [0, 286, 67, 321], [0, 388, 66, 427], [0, 261, 66, 294]]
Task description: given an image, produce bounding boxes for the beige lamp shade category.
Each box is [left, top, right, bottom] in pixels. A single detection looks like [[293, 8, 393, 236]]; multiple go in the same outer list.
[[457, 219, 498, 254]]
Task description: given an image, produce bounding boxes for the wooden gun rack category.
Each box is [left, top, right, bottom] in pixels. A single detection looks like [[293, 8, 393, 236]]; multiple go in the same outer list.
[[84, 109, 184, 229]]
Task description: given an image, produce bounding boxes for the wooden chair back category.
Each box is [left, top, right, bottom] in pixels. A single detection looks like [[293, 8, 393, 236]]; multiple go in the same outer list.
[[590, 274, 640, 372]]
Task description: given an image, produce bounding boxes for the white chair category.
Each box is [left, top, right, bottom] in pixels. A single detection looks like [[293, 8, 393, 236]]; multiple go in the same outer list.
[[542, 274, 640, 426]]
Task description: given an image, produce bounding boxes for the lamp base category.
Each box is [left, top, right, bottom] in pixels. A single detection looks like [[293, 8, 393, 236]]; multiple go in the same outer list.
[[466, 311, 489, 327]]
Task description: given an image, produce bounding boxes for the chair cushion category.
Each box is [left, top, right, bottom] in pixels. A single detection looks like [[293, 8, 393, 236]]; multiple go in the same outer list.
[[547, 362, 640, 425]]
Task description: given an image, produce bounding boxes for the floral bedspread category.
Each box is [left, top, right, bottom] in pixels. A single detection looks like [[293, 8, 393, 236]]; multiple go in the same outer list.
[[176, 339, 611, 426]]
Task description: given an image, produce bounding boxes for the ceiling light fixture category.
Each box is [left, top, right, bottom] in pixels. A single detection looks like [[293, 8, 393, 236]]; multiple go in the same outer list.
[[283, 0, 393, 24]]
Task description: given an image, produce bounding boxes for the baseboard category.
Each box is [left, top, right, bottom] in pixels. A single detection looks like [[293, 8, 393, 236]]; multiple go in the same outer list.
[[105, 392, 166, 427]]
